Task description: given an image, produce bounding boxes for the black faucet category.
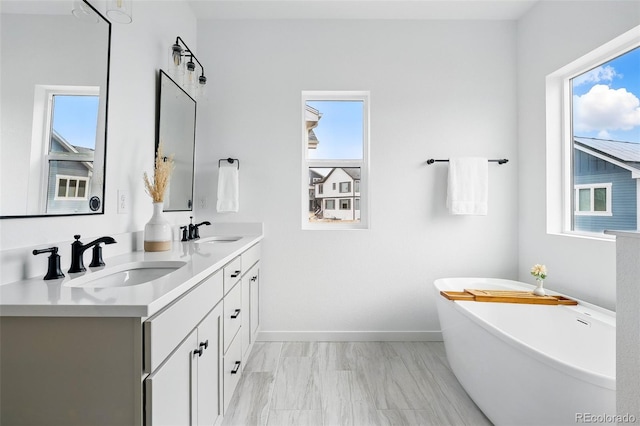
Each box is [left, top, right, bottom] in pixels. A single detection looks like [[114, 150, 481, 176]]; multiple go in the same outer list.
[[186, 216, 211, 240], [193, 221, 211, 239], [32, 247, 65, 280], [68, 235, 117, 273]]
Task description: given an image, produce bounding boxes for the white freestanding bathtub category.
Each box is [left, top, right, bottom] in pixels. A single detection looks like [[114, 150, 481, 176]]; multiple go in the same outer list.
[[434, 277, 615, 426]]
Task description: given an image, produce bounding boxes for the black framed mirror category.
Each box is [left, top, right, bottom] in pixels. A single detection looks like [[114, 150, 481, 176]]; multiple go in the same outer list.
[[157, 70, 196, 212], [0, 0, 111, 218]]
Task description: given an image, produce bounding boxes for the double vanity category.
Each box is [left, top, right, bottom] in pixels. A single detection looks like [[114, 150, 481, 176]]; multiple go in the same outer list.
[[0, 231, 262, 426]]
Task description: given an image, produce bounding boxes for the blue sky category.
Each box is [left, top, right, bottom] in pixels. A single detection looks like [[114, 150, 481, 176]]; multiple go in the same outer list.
[[52, 95, 99, 149], [307, 100, 363, 160], [572, 46, 640, 143]]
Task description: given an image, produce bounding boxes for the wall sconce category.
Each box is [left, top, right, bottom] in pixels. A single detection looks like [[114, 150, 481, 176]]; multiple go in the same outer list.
[[168, 36, 207, 99], [106, 0, 133, 24]]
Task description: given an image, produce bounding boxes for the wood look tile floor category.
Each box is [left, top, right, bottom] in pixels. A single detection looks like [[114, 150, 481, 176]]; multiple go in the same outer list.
[[222, 342, 492, 426]]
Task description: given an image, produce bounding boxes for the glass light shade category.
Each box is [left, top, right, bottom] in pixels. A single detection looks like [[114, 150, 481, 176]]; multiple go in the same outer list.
[[167, 45, 185, 81], [106, 0, 132, 24], [197, 75, 207, 99], [183, 58, 197, 97], [72, 0, 99, 22]]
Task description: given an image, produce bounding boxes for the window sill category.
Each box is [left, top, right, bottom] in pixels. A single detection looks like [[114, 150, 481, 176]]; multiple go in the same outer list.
[[547, 230, 616, 242]]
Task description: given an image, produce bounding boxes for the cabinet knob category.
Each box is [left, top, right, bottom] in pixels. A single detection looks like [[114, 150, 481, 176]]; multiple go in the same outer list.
[[230, 270, 241, 278], [193, 347, 203, 357], [199, 340, 209, 350], [231, 361, 241, 374], [230, 309, 241, 319]]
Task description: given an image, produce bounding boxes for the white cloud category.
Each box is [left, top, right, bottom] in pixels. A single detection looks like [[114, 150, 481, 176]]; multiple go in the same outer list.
[[597, 130, 612, 139], [573, 65, 619, 86], [573, 84, 640, 133]]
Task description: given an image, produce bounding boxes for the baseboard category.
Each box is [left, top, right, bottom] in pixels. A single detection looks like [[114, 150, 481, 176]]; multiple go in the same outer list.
[[256, 330, 443, 342]]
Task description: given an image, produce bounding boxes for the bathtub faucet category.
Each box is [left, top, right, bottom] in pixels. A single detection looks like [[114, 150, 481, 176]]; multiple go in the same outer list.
[[68, 234, 117, 273]]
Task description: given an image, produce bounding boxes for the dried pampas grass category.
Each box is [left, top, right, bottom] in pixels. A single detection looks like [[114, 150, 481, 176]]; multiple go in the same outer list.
[[143, 142, 175, 203]]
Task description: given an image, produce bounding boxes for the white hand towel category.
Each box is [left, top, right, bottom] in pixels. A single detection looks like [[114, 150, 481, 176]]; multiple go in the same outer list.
[[217, 164, 239, 213], [446, 157, 488, 215]]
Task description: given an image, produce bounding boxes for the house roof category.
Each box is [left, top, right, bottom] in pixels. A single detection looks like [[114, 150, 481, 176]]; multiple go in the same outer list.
[[575, 137, 640, 162], [316, 167, 361, 183], [574, 137, 640, 172]]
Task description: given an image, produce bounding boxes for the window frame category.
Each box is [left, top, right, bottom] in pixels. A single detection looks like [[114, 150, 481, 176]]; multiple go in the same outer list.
[[301, 91, 370, 230], [545, 25, 639, 240]]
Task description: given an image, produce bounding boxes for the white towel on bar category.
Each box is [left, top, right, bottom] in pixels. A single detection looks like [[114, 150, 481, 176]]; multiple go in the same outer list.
[[217, 164, 239, 213], [446, 157, 488, 215]]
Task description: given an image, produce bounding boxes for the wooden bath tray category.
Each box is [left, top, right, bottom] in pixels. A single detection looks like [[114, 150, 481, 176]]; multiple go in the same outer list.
[[440, 289, 578, 305]]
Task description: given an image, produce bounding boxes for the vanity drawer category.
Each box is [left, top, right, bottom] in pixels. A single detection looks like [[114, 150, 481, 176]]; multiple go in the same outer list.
[[223, 257, 242, 294], [241, 243, 260, 272], [223, 281, 242, 354], [223, 331, 243, 412], [144, 271, 223, 373]]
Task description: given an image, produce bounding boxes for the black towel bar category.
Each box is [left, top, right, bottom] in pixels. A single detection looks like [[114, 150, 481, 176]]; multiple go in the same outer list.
[[427, 158, 508, 165], [218, 158, 240, 169]]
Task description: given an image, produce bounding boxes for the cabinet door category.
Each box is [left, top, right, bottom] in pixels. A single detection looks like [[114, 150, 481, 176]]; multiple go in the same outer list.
[[250, 265, 260, 341], [196, 304, 223, 426], [145, 330, 198, 426]]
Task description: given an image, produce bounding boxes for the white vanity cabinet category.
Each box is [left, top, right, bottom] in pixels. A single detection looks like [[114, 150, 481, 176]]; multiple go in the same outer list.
[[144, 271, 224, 426], [221, 242, 261, 411], [0, 237, 263, 426]]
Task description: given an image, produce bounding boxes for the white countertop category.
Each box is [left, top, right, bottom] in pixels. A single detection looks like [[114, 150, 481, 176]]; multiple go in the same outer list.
[[0, 234, 262, 318]]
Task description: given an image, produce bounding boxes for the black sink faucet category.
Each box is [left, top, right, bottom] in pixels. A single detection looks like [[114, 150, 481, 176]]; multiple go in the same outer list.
[[68, 235, 117, 273], [186, 216, 211, 240], [193, 221, 211, 239]]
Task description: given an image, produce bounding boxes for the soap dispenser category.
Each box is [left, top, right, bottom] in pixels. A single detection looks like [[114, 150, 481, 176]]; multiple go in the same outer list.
[[32, 247, 65, 280]]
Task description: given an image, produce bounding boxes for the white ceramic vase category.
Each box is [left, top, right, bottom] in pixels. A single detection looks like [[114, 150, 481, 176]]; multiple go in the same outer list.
[[144, 202, 172, 252], [533, 278, 546, 296]]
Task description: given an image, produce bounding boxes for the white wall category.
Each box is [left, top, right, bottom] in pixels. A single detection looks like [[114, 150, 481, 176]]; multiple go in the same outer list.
[[0, 1, 197, 282], [517, 1, 640, 310], [195, 19, 519, 339]]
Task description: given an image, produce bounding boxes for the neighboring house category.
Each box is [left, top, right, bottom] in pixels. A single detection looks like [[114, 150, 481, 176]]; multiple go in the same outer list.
[[46, 130, 94, 214], [573, 137, 640, 232], [308, 169, 324, 212], [314, 167, 361, 221], [305, 105, 321, 150]]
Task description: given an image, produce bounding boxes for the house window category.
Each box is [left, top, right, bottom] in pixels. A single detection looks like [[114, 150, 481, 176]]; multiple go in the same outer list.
[[546, 28, 639, 236], [574, 184, 612, 215], [303, 91, 369, 229], [55, 175, 89, 200]]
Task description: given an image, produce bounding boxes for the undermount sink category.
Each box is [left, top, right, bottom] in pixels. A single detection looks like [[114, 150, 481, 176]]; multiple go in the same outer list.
[[64, 261, 187, 288], [195, 236, 242, 244]]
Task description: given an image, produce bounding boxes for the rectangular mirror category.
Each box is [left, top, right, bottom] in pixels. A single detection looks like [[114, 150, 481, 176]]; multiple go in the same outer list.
[[0, 0, 111, 218], [157, 70, 196, 211]]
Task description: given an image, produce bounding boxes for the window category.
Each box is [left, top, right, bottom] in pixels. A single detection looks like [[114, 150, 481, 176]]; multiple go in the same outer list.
[[574, 184, 612, 215], [546, 27, 639, 236], [55, 175, 89, 200], [36, 89, 99, 213], [302, 91, 369, 229]]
